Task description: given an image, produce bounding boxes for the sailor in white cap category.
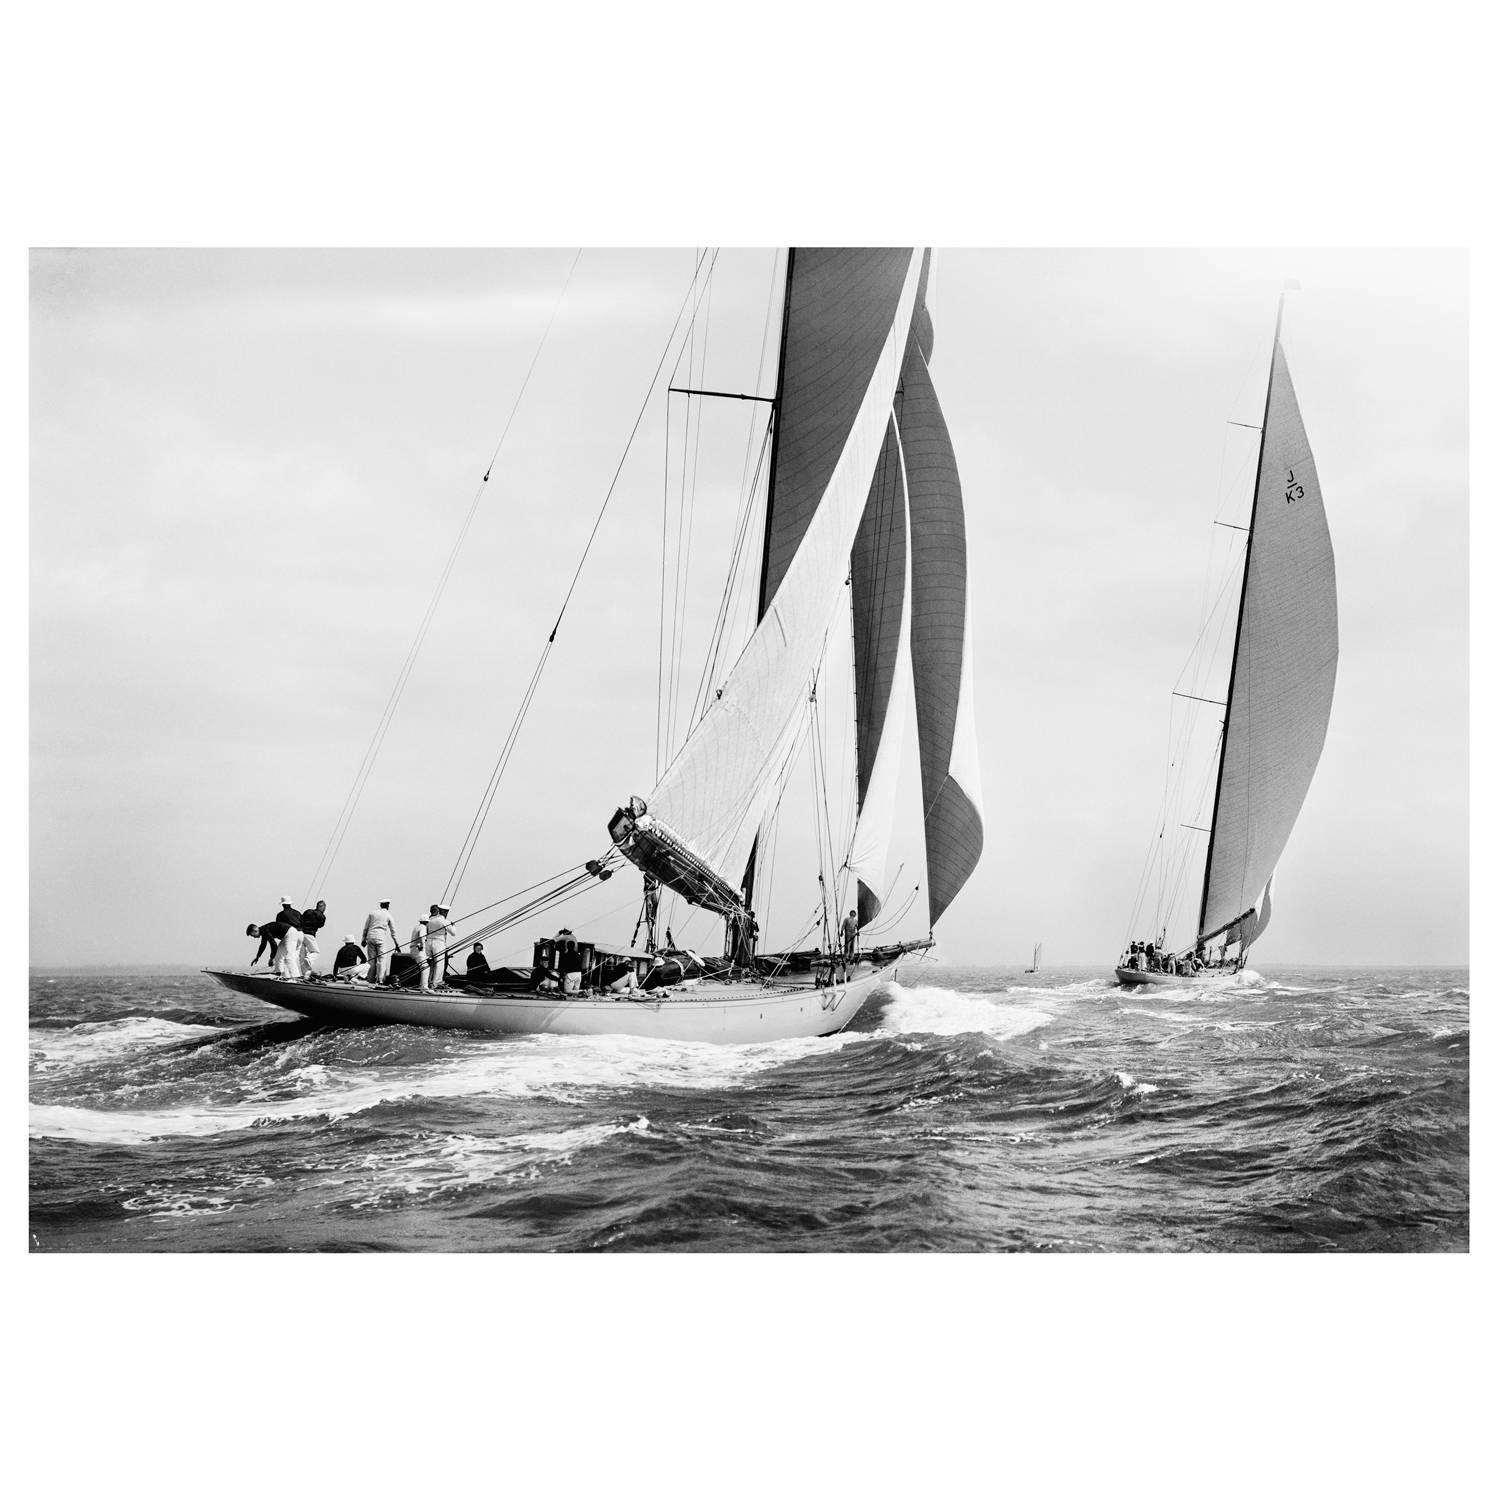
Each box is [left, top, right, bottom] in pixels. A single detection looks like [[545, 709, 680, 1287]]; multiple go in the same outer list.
[[273, 897, 304, 978], [333, 933, 367, 980], [362, 899, 398, 984], [423, 904, 455, 991]]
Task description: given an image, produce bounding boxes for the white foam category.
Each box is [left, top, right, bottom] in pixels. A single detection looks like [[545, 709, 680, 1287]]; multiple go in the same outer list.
[[27, 1020, 877, 1142], [877, 982, 1053, 1041], [28, 1017, 222, 1070], [331, 1120, 643, 1205]]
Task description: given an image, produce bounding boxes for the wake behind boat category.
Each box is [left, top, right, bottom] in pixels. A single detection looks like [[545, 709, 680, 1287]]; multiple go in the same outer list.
[[1116, 290, 1337, 990], [206, 249, 983, 1042]]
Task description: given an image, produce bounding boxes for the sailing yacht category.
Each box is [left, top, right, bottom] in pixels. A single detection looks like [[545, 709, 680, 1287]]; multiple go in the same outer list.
[[1024, 943, 1040, 974], [1116, 294, 1337, 988], [206, 249, 984, 1041]]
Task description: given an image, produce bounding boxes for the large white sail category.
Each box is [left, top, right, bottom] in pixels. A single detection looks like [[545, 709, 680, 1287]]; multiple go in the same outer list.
[[1199, 339, 1337, 943], [640, 251, 925, 890]]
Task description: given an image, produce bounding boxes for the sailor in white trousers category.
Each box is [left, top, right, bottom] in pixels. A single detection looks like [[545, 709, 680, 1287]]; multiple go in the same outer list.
[[274, 928, 303, 978], [362, 900, 398, 984], [423, 905, 454, 991]]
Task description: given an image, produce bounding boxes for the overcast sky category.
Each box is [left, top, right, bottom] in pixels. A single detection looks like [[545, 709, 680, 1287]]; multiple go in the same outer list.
[[29, 247, 1467, 967]]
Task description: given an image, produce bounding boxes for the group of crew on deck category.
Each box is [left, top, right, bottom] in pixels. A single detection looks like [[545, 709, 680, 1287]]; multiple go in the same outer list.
[[246, 898, 482, 992], [242, 881, 867, 995], [1123, 940, 1205, 976]]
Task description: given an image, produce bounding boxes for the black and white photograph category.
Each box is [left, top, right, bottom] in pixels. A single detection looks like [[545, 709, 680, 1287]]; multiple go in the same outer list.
[[15, 4, 1486, 1492], [29, 242, 1468, 1253]]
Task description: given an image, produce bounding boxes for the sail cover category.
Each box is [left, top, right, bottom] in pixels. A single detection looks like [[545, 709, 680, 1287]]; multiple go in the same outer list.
[[1200, 341, 1337, 943], [900, 259, 984, 927], [639, 250, 925, 895]]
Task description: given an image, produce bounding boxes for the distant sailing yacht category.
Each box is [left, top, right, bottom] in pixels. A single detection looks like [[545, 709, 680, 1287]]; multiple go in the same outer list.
[[1117, 293, 1337, 988], [207, 249, 984, 1041], [1024, 943, 1041, 974]]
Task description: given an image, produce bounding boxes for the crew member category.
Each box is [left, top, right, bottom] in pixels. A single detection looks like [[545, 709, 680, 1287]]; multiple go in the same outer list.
[[363, 900, 398, 984], [246, 918, 289, 967], [410, 909, 434, 958], [466, 942, 490, 977], [300, 899, 328, 974], [558, 938, 584, 995], [332, 934, 367, 979], [272, 898, 305, 978], [642, 874, 660, 951], [841, 909, 859, 962], [423, 905, 454, 991]]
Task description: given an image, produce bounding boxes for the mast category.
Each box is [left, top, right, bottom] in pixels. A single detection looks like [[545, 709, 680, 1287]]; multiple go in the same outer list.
[[741, 249, 796, 915], [1195, 293, 1285, 947]]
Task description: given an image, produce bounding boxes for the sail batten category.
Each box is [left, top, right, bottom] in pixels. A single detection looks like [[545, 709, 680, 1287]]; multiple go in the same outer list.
[[1198, 337, 1337, 947]]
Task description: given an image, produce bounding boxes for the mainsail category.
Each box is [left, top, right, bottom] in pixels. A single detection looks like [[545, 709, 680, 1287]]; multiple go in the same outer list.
[[1198, 330, 1338, 948], [613, 247, 984, 943], [624, 250, 924, 900]]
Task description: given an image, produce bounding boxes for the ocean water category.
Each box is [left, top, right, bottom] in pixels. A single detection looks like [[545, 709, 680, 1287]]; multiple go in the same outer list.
[[28, 963, 1468, 1252]]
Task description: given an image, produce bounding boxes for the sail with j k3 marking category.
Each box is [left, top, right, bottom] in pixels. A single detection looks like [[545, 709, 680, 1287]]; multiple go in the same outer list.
[[627, 248, 983, 929], [1199, 338, 1337, 948]]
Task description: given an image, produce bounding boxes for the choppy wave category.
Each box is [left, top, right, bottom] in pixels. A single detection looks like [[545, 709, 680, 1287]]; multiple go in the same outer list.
[[28, 964, 1469, 1251]]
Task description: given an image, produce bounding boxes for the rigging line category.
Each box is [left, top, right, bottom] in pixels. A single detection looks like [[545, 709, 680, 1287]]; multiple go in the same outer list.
[[302, 250, 583, 905], [860, 862, 910, 936], [448, 859, 594, 927], [657, 394, 670, 777], [669, 262, 717, 752], [809, 677, 842, 910], [662, 249, 716, 764], [445, 253, 718, 903], [443, 639, 552, 904], [689, 423, 772, 726], [481, 249, 585, 481], [548, 248, 719, 643], [865, 884, 919, 938], [670, 271, 713, 754], [659, 251, 715, 773], [665, 272, 702, 759], [689, 253, 780, 735]]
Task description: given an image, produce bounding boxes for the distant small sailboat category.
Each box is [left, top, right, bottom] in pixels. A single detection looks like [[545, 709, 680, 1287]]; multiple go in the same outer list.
[[1024, 942, 1041, 974], [1117, 293, 1337, 989]]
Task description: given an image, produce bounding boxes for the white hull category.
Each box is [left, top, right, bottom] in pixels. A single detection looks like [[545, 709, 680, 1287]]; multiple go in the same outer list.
[[1114, 966, 1254, 990], [204, 962, 903, 1044]]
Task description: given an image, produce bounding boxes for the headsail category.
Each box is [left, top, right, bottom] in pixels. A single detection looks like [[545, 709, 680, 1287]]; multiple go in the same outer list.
[[901, 256, 984, 927], [619, 250, 926, 905], [1198, 335, 1337, 946], [846, 416, 912, 925]]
